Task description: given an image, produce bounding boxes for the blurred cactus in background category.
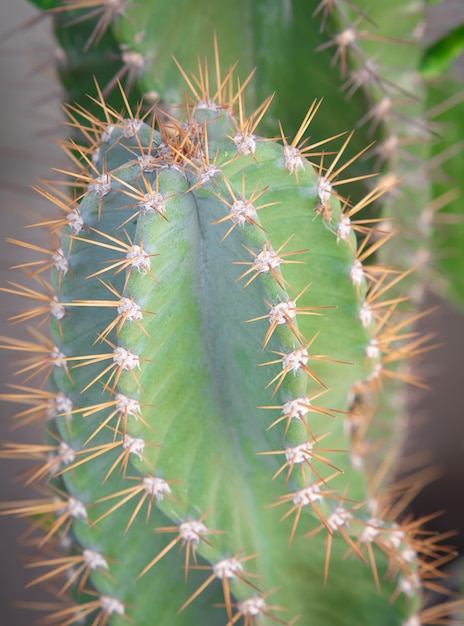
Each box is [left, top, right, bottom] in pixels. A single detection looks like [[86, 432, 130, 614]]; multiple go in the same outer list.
[[1, 1, 463, 625]]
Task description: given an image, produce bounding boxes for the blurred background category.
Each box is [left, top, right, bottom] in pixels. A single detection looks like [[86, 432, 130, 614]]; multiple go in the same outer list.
[[0, 1, 463, 624]]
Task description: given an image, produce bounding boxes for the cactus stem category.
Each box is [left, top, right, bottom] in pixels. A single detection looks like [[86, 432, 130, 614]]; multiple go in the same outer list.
[[2, 31, 456, 624]]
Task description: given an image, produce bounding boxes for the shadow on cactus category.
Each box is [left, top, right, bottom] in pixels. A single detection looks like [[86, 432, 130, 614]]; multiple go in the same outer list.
[[0, 47, 461, 626]]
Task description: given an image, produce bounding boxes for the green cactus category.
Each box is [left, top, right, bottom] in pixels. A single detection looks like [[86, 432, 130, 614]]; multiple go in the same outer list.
[[1, 1, 463, 625], [22, 0, 464, 303]]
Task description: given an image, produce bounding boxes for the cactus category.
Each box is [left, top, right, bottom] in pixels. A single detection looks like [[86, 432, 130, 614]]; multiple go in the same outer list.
[[1, 1, 463, 625], [21, 0, 464, 304]]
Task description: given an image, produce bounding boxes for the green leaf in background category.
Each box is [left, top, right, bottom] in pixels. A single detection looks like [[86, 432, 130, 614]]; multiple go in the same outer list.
[[421, 24, 464, 78], [27, 0, 57, 8]]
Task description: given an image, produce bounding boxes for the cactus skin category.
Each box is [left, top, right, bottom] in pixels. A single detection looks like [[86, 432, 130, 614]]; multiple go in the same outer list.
[[2, 55, 460, 626]]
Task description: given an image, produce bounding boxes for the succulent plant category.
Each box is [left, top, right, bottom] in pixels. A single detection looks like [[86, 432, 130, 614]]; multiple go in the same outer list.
[[1, 1, 463, 625]]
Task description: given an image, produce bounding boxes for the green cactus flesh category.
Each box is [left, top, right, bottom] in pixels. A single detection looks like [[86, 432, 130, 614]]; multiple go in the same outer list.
[[2, 62, 442, 626]]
